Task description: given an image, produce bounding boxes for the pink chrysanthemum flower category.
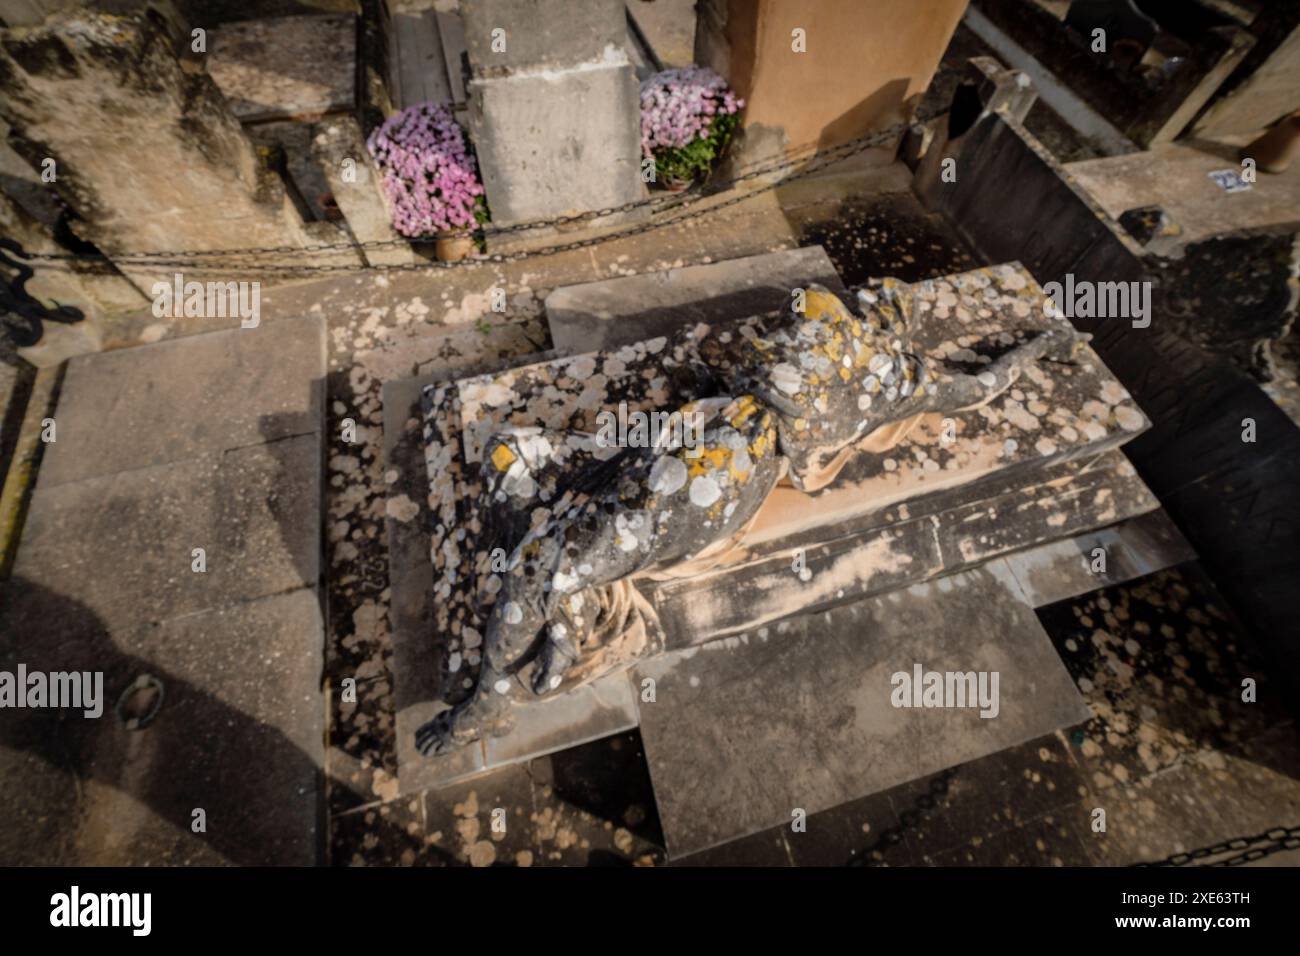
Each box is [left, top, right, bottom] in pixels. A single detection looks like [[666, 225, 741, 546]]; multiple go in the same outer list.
[[367, 102, 485, 237]]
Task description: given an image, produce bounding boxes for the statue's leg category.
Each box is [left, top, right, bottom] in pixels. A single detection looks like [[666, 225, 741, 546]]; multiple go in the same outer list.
[[923, 325, 1088, 413], [417, 394, 783, 754]]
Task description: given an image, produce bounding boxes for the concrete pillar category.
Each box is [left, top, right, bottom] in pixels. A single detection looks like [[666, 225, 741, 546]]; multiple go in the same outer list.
[[0, 4, 309, 292], [461, 0, 643, 225], [695, 0, 969, 171]]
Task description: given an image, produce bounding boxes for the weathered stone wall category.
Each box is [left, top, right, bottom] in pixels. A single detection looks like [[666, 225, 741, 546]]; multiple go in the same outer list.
[[695, 0, 968, 168], [0, 4, 308, 292]]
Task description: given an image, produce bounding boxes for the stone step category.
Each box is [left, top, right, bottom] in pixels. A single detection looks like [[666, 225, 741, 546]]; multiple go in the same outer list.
[[1002, 507, 1195, 608], [544, 245, 846, 355], [634, 561, 1091, 859], [645, 448, 1161, 648]]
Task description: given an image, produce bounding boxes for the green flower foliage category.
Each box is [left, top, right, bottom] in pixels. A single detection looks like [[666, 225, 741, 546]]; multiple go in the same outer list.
[[652, 112, 740, 185]]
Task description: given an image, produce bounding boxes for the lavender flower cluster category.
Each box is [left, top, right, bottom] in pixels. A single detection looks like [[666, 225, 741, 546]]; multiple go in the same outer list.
[[639, 66, 743, 158], [366, 103, 485, 237]]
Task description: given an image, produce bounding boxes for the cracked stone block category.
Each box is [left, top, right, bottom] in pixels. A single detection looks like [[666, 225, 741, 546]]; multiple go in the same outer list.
[[0, 8, 310, 291]]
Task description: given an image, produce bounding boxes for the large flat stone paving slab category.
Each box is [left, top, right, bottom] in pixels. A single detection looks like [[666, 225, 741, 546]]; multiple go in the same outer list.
[[0, 316, 326, 864], [0, 589, 324, 865], [39, 315, 325, 487], [633, 564, 1091, 859], [3, 435, 321, 635]]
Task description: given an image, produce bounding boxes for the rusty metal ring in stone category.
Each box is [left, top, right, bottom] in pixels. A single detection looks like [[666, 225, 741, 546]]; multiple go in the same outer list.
[[115, 674, 165, 731]]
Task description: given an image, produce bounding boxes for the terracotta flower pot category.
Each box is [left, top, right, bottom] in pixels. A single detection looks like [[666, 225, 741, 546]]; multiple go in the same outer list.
[[661, 175, 696, 193], [435, 235, 475, 262]]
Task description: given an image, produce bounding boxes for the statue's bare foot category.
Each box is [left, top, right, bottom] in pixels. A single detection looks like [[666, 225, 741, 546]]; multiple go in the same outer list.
[[415, 682, 515, 755]]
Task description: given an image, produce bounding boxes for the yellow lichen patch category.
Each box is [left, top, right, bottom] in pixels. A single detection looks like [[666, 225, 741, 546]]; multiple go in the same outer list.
[[727, 395, 760, 429], [803, 288, 853, 326], [491, 443, 516, 472], [838, 366, 852, 382], [688, 446, 731, 478], [823, 333, 845, 364]]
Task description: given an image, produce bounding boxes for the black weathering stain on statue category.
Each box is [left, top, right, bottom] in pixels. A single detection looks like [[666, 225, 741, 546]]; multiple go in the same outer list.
[[0, 238, 86, 350]]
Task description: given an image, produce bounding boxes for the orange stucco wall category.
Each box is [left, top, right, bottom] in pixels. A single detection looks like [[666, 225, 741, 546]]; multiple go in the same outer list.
[[698, 0, 969, 153]]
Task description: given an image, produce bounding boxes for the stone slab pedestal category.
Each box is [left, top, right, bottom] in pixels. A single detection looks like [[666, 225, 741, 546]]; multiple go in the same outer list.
[[387, 251, 1161, 813], [545, 245, 845, 354]]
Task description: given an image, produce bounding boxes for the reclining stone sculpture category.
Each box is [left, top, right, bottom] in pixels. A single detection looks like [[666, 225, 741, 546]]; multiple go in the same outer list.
[[417, 281, 1085, 755]]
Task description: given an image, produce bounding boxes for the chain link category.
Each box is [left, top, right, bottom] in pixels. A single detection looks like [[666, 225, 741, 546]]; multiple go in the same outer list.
[[848, 768, 956, 866], [845, 780, 1299, 868], [1134, 824, 1300, 867]]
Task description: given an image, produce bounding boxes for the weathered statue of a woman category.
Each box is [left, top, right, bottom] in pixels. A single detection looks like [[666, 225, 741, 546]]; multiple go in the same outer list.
[[418, 282, 1081, 755]]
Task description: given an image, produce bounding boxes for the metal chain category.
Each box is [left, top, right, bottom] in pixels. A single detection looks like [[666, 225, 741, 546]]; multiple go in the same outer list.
[[1134, 824, 1300, 867], [18, 89, 956, 271], [847, 768, 956, 866], [844, 781, 1299, 868]]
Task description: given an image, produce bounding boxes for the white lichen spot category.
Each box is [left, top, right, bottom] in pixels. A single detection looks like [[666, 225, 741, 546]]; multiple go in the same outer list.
[[649, 455, 688, 495], [1114, 405, 1144, 432], [770, 363, 802, 395], [689, 475, 722, 508]]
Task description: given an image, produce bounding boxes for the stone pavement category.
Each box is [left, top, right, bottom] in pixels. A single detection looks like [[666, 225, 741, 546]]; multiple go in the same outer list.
[[257, 168, 1298, 867], [7, 139, 1291, 866], [328, 561, 1300, 867], [637, 564, 1092, 858], [0, 316, 327, 865]]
